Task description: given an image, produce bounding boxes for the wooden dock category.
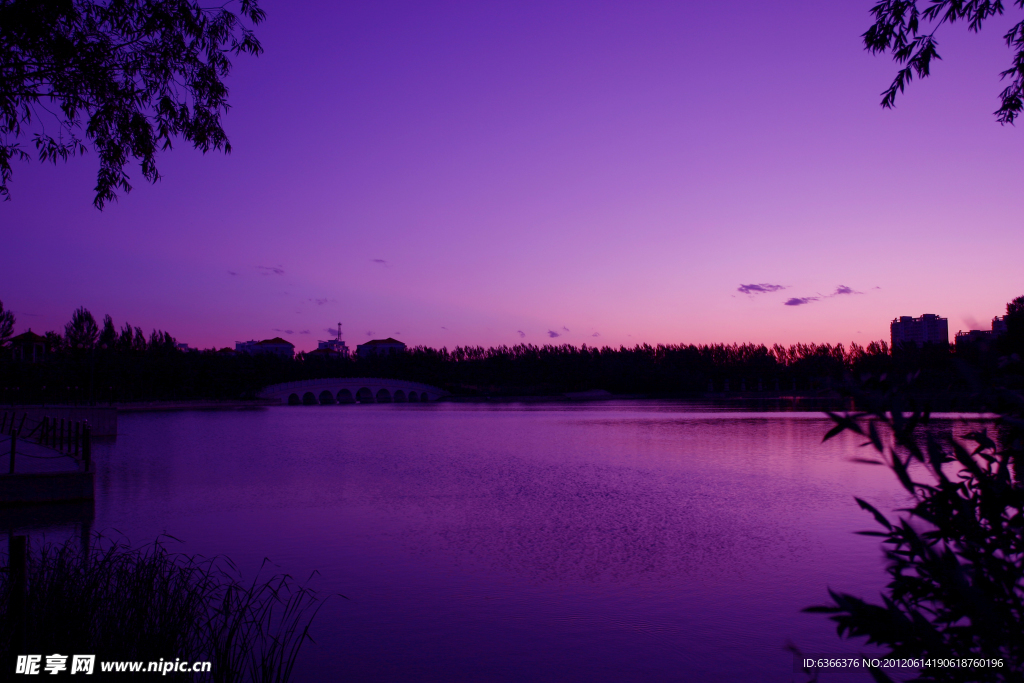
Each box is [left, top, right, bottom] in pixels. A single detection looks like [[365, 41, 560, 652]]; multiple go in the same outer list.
[[1, 410, 94, 506], [5, 406, 117, 436]]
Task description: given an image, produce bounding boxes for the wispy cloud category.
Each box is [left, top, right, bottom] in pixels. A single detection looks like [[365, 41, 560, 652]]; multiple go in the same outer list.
[[784, 285, 864, 307], [738, 283, 785, 295], [309, 298, 334, 306], [517, 330, 526, 338], [441, 326, 448, 330], [562, 326, 570, 332], [227, 271, 238, 276], [366, 331, 374, 336], [371, 259, 387, 266], [547, 330, 560, 338], [591, 332, 600, 337], [299, 330, 310, 335], [258, 265, 285, 276], [273, 328, 295, 334]]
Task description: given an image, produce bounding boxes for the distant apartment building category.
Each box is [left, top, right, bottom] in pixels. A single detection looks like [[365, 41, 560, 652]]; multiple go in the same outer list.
[[235, 337, 295, 359], [356, 338, 407, 358], [891, 314, 948, 348], [954, 315, 1007, 351]]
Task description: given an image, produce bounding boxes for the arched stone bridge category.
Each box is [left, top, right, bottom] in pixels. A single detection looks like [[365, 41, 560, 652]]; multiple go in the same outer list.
[[259, 378, 449, 405]]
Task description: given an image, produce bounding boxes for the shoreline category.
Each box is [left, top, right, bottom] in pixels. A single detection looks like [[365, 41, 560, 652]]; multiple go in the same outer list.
[[114, 400, 281, 412], [7, 390, 993, 411]]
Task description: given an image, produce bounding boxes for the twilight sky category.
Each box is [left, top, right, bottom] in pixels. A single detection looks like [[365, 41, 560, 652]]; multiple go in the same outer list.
[[2, 0, 1022, 352]]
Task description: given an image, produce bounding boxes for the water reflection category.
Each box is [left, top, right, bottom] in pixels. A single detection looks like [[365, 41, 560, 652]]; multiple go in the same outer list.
[[29, 404, 988, 681]]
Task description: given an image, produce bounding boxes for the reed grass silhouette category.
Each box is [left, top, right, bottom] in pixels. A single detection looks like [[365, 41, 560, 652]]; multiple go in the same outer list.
[[0, 534, 325, 681]]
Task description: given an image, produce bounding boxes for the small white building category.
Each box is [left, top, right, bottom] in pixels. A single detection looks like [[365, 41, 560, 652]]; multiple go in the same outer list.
[[317, 323, 350, 356], [236, 337, 295, 359], [9, 330, 46, 362], [356, 337, 407, 358], [317, 338, 350, 356]]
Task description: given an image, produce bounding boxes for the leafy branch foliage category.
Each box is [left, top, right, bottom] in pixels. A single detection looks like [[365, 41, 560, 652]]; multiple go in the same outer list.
[[0, 0, 264, 207], [865, 0, 1024, 123], [807, 383, 1024, 682]]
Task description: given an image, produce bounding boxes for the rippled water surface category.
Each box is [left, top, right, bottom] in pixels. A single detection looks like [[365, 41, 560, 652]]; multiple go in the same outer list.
[[28, 402, 961, 681]]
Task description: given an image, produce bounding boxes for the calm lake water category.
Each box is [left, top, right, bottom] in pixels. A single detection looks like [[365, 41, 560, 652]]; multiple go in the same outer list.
[[23, 402, 973, 681]]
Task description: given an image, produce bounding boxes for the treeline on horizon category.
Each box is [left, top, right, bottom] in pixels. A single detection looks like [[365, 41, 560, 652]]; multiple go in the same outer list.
[[1, 300, 1022, 404]]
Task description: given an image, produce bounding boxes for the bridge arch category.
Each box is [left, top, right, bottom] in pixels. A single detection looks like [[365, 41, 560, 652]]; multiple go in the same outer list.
[[337, 389, 354, 404], [355, 387, 374, 403], [318, 390, 335, 405], [376, 388, 392, 403], [393, 390, 406, 402], [302, 392, 317, 406], [288, 393, 301, 405], [407, 390, 418, 402]]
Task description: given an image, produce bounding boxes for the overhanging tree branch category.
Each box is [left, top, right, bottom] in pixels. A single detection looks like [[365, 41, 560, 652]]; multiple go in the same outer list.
[[865, 0, 1024, 123], [0, 0, 263, 207]]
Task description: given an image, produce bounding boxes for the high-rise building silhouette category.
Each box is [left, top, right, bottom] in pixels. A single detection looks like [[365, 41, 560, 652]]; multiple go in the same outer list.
[[891, 314, 948, 348]]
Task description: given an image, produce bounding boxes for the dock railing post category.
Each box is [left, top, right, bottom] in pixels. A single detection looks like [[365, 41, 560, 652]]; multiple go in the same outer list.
[[74, 422, 80, 459], [82, 422, 91, 472], [10, 535, 27, 654]]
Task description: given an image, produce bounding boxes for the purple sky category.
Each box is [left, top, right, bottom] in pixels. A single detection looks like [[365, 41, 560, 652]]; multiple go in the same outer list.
[[3, 1, 1022, 352]]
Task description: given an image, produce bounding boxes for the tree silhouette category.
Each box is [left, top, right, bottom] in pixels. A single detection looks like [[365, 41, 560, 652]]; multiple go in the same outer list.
[[0, 299, 13, 344], [0, 0, 265, 207], [117, 322, 134, 352], [1004, 295, 1024, 355], [98, 313, 116, 349], [64, 306, 98, 349], [865, 0, 1024, 123]]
